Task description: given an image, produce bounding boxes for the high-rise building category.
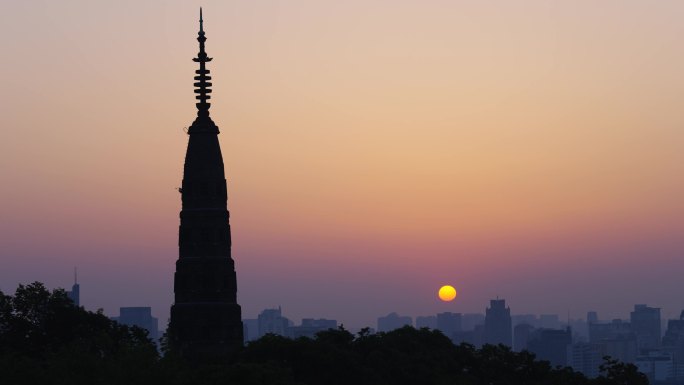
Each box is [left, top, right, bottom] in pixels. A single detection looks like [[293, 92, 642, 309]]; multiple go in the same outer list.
[[461, 313, 485, 331], [512, 314, 537, 328], [257, 307, 291, 337], [631, 304, 661, 351], [568, 318, 589, 342], [112, 307, 159, 341], [568, 342, 603, 378], [436, 312, 462, 340], [416, 315, 437, 329], [527, 327, 572, 367], [635, 351, 675, 384], [168, 9, 243, 359], [589, 319, 631, 343], [66, 269, 79, 307], [377, 312, 412, 332], [454, 324, 485, 348], [662, 310, 684, 363], [242, 319, 259, 343], [587, 311, 599, 324], [484, 299, 512, 346], [287, 318, 338, 339], [539, 314, 560, 329], [603, 333, 639, 364], [588, 319, 637, 364], [513, 323, 534, 352]]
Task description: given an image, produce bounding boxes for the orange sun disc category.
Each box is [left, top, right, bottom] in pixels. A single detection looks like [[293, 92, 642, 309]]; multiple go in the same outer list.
[[438, 285, 457, 302]]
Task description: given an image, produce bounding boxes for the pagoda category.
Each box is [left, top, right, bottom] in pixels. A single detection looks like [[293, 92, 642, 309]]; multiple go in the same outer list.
[[169, 9, 243, 359]]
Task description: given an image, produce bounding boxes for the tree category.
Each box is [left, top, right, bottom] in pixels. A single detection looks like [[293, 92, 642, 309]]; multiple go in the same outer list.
[[595, 357, 649, 385], [0, 282, 159, 385], [0, 283, 652, 385]]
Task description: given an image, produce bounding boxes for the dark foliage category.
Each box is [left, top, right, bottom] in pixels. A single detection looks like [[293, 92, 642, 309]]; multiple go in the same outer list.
[[231, 327, 592, 385], [0, 283, 649, 385], [595, 357, 649, 385], [164, 326, 646, 385], [0, 282, 158, 385]]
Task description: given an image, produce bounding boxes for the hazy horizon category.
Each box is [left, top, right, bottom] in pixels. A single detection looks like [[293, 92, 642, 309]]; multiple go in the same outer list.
[[1, 1, 683, 329]]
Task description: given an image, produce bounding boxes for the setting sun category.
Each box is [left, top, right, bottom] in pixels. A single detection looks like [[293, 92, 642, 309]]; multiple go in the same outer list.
[[438, 285, 457, 302]]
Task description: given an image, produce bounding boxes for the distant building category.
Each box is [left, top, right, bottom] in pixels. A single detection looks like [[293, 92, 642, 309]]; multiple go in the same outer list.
[[604, 332, 639, 364], [587, 311, 599, 325], [635, 351, 674, 384], [461, 313, 485, 331], [512, 314, 537, 328], [568, 342, 603, 378], [287, 318, 337, 339], [112, 307, 159, 341], [454, 324, 485, 348], [243, 318, 259, 343], [589, 319, 631, 343], [539, 314, 560, 330], [527, 327, 572, 367], [568, 318, 589, 342], [66, 269, 80, 306], [631, 304, 661, 351], [484, 299, 512, 346], [66, 282, 80, 307], [377, 312, 412, 332], [416, 315, 437, 329], [588, 318, 637, 364], [513, 323, 534, 352], [258, 307, 291, 337], [436, 312, 461, 340], [663, 311, 684, 363]]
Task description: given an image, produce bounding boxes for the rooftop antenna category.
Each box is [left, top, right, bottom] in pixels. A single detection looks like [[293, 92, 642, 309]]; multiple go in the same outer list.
[[74, 267, 78, 285]]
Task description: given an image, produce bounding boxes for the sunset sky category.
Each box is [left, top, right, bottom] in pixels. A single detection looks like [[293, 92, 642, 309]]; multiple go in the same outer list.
[[1, 1, 683, 328]]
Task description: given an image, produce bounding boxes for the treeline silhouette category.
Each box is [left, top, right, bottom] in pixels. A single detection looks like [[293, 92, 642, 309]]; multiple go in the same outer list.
[[0, 283, 648, 385]]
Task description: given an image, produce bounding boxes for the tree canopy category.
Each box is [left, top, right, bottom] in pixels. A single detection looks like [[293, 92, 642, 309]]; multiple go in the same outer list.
[[0, 282, 648, 385], [0, 282, 158, 385]]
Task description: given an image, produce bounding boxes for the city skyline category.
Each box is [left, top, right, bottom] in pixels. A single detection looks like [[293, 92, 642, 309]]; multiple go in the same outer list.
[[2, 1, 684, 329]]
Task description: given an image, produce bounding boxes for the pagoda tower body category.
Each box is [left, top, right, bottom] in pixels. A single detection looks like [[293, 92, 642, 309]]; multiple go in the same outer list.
[[169, 9, 243, 359]]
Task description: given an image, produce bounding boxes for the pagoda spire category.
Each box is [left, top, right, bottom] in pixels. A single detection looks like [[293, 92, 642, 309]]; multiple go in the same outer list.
[[193, 7, 213, 118]]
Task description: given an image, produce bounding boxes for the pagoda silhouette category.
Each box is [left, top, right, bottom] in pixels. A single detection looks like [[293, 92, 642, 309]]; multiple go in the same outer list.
[[168, 9, 243, 360]]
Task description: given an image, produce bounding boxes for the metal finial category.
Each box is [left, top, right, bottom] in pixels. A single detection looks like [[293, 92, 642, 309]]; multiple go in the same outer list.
[[193, 8, 213, 117]]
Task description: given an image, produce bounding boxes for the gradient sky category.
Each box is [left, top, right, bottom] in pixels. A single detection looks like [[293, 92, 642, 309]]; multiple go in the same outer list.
[[1, 1, 683, 328]]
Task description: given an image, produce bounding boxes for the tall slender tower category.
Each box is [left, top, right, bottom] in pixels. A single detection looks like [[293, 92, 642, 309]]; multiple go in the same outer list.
[[169, 9, 243, 359]]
